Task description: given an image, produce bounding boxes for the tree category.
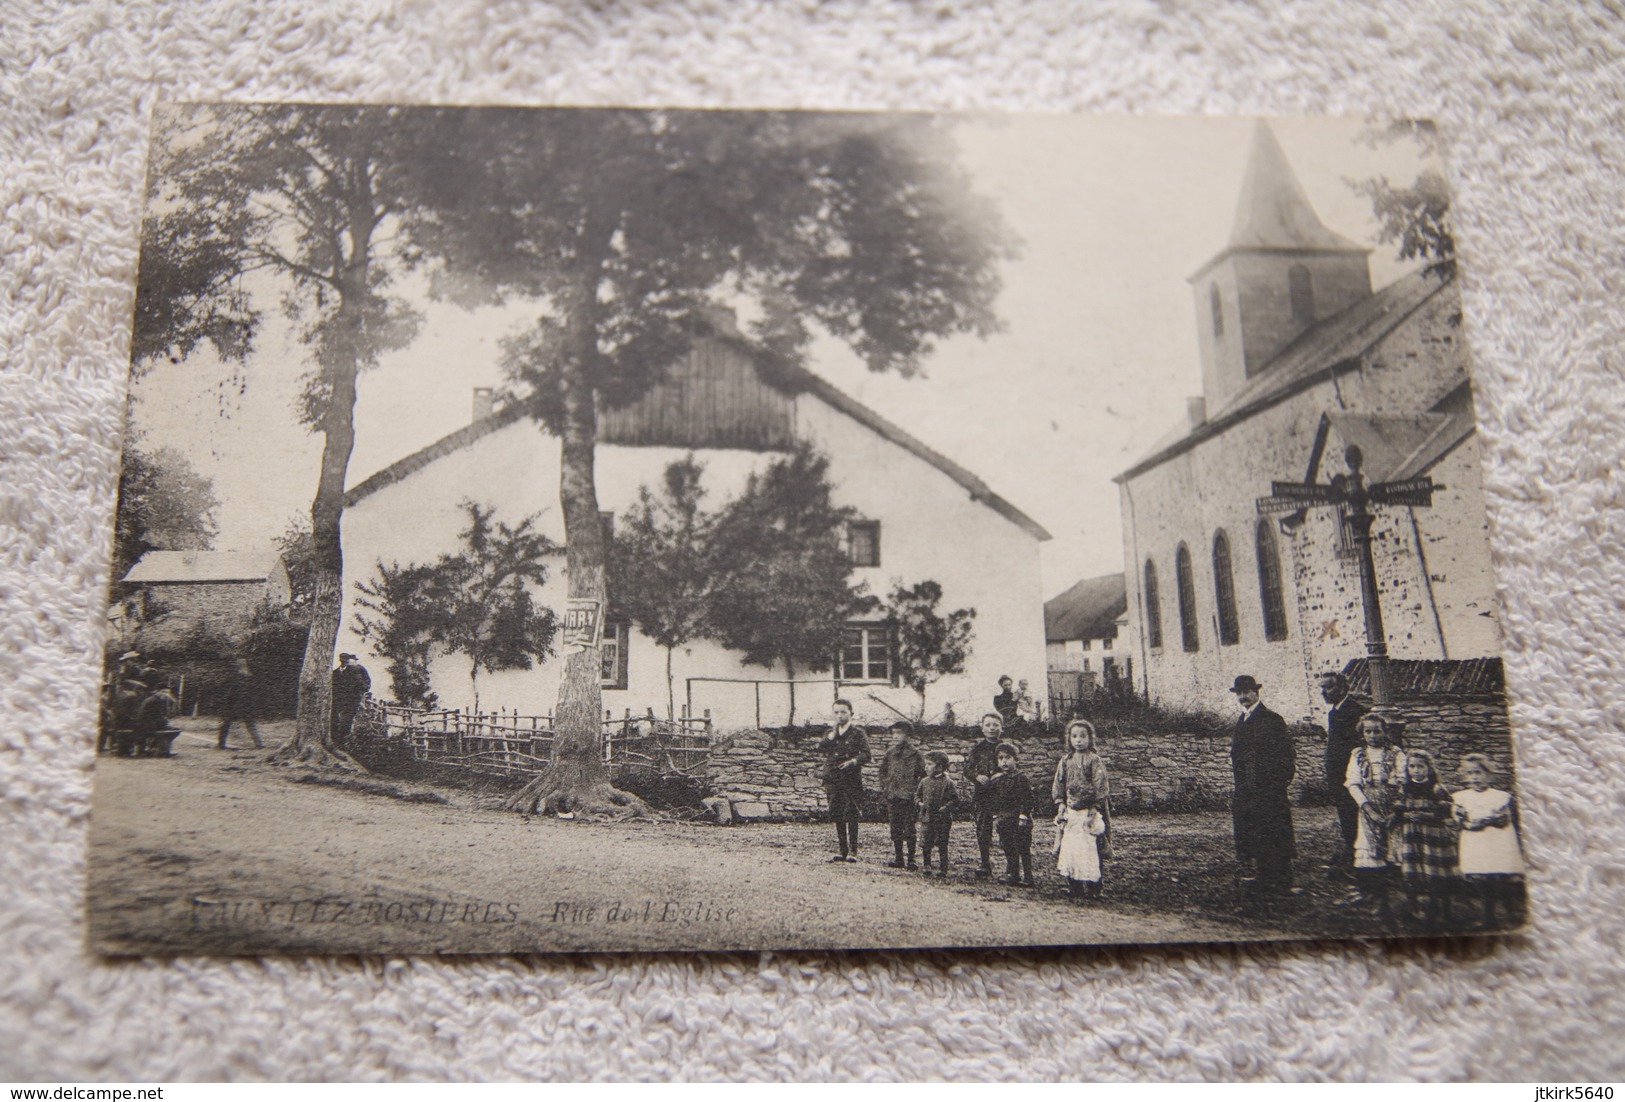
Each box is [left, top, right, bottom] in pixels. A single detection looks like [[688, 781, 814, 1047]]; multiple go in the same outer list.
[[887, 580, 976, 723], [273, 517, 319, 625], [353, 502, 560, 711], [421, 501, 560, 713], [132, 104, 474, 769], [706, 450, 875, 725], [112, 445, 221, 582], [353, 559, 442, 708], [607, 457, 714, 721], [425, 109, 1013, 816], [1349, 120, 1455, 280]]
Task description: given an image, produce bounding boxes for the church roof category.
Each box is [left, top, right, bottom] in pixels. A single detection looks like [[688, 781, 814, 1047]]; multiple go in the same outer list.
[[345, 341, 1052, 542], [1323, 388, 1475, 484], [123, 550, 280, 585], [1044, 573, 1127, 643], [1115, 270, 1457, 483], [1191, 122, 1367, 280]]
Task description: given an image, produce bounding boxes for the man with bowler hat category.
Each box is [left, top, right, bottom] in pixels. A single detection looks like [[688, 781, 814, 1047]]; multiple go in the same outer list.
[[330, 653, 371, 746], [1229, 674, 1298, 896]]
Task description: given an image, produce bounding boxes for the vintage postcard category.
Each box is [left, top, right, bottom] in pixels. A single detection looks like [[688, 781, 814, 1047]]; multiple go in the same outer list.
[[90, 105, 1526, 954]]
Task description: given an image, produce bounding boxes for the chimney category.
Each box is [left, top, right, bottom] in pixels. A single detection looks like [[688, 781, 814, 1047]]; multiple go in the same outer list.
[[1186, 397, 1207, 428], [472, 387, 495, 423]]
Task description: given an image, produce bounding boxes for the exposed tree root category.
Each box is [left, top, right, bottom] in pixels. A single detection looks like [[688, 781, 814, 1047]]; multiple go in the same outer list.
[[266, 742, 367, 773], [503, 774, 652, 819]]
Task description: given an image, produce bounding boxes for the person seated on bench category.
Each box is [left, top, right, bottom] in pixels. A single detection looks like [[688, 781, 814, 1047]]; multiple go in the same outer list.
[[121, 680, 181, 757]]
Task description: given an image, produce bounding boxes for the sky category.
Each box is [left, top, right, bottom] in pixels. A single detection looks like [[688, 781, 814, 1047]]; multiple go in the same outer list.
[[129, 112, 1435, 599]]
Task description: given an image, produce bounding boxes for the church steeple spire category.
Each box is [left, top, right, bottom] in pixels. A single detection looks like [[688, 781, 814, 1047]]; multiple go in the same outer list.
[[1224, 122, 1367, 255], [1187, 121, 1374, 413]]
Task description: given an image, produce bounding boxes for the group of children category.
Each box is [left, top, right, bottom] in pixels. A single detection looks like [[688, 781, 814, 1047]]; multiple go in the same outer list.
[[1346, 715, 1526, 928], [842, 710, 1113, 902]]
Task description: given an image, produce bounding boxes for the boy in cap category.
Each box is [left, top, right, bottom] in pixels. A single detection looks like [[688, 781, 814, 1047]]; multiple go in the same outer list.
[[877, 720, 926, 869]]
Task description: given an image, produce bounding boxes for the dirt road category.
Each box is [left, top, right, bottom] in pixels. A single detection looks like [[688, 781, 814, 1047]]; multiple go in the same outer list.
[[88, 725, 1286, 955]]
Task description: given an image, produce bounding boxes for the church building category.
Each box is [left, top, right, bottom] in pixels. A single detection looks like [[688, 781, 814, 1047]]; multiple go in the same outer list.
[[1115, 123, 1502, 723]]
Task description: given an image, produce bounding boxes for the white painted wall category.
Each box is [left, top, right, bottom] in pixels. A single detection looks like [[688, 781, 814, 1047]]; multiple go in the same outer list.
[[338, 394, 1048, 731]]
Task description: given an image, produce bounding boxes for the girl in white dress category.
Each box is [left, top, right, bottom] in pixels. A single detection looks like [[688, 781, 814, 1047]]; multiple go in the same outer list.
[[1345, 713, 1406, 918], [1452, 753, 1526, 927], [1051, 720, 1110, 901]]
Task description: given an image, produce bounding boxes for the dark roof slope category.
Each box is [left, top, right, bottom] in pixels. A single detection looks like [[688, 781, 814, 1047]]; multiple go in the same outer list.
[[344, 343, 1051, 542], [1044, 573, 1127, 642], [1116, 271, 1455, 483]]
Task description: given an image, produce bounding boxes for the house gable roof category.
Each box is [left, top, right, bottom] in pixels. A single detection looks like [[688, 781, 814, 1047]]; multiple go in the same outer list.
[[123, 550, 279, 585], [1115, 271, 1455, 483], [345, 339, 1051, 542], [1044, 572, 1127, 643]]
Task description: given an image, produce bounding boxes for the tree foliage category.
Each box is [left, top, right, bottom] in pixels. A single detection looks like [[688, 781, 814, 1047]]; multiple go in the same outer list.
[[352, 559, 442, 708], [134, 103, 478, 769], [422, 502, 560, 712], [353, 502, 559, 711], [112, 445, 220, 582], [887, 579, 976, 722], [606, 457, 714, 719], [1350, 120, 1455, 281], [424, 109, 1014, 814], [706, 449, 876, 724]]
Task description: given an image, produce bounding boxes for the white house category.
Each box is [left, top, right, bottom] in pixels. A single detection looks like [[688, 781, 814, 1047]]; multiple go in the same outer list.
[[1114, 122, 1501, 723], [1043, 573, 1130, 705], [337, 324, 1051, 729]]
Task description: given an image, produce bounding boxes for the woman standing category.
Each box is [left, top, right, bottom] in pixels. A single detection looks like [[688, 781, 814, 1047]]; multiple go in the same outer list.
[[1052, 720, 1111, 901]]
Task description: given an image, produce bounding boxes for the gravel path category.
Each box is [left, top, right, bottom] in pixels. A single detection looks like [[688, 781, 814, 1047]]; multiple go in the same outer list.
[[87, 725, 1288, 955]]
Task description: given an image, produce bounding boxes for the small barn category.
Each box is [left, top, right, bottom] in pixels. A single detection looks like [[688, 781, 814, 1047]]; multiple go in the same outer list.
[[120, 550, 292, 644]]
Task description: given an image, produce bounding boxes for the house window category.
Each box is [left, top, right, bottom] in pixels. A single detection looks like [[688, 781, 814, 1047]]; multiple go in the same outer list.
[[1210, 284, 1224, 336], [1143, 559, 1163, 650], [1255, 519, 1288, 642], [1212, 529, 1240, 646], [847, 521, 881, 567], [599, 620, 629, 689], [1289, 265, 1314, 324], [1175, 542, 1199, 652], [841, 623, 892, 683]]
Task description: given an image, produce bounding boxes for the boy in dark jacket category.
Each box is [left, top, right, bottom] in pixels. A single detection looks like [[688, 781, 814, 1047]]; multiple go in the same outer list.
[[988, 742, 1036, 886], [915, 752, 959, 877], [877, 721, 926, 869]]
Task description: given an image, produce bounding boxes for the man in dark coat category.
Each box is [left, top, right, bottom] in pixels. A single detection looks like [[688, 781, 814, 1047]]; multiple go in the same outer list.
[[1319, 671, 1368, 878], [218, 657, 265, 749], [1229, 674, 1297, 895], [818, 698, 871, 863], [330, 653, 372, 746]]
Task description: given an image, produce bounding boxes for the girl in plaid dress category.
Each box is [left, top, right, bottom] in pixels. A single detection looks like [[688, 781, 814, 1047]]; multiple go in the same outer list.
[[1396, 750, 1457, 928]]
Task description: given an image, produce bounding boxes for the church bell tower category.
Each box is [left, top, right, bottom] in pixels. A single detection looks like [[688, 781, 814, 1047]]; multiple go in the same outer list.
[[1189, 122, 1373, 414]]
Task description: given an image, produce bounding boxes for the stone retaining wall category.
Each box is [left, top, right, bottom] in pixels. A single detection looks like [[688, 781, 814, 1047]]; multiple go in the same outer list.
[[704, 691, 1516, 819]]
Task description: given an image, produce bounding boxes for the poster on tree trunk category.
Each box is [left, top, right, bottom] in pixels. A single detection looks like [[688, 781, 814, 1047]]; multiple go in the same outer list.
[[89, 103, 1530, 955]]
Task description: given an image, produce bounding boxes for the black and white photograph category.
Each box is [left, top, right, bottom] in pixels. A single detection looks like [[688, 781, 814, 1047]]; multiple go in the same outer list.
[[89, 103, 1528, 955]]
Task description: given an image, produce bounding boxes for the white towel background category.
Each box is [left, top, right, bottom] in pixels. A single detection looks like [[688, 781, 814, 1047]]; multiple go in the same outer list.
[[2, 0, 1623, 1081]]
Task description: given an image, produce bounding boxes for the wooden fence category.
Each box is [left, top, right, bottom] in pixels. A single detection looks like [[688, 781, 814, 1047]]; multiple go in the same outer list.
[[358, 701, 713, 780]]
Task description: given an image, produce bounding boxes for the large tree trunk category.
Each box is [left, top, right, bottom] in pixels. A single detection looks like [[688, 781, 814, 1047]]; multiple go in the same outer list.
[[270, 181, 376, 773], [270, 355, 364, 772], [505, 355, 648, 817]]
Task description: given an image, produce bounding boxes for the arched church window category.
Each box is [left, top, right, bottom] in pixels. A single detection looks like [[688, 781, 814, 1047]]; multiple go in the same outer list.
[[1289, 265, 1314, 323], [1212, 530, 1240, 646], [1209, 284, 1224, 336], [1175, 542, 1199, 652], [1255, 519, 1288, 642], [1143, 559, 1163, 650]]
